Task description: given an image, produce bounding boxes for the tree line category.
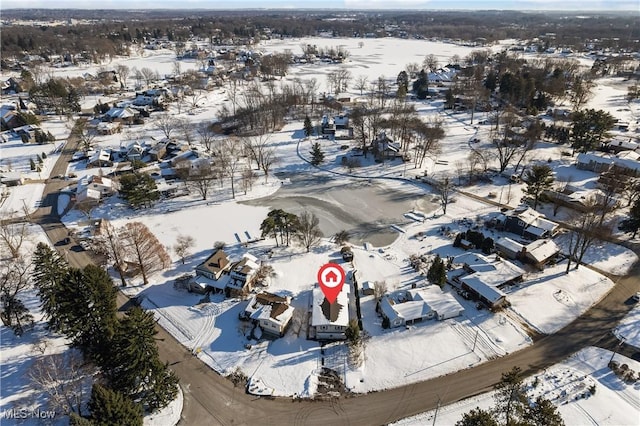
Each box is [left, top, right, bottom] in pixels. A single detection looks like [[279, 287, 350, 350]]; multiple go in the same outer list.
[[25, 242, 178, 424]]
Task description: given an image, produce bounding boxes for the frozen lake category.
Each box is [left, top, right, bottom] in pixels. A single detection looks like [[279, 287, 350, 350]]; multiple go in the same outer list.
[[244, 174, 438, 247]]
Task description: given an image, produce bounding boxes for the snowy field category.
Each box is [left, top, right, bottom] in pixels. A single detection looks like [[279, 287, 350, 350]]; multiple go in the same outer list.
[[1, 35, 639, 418], [393, 347, 640, 426]]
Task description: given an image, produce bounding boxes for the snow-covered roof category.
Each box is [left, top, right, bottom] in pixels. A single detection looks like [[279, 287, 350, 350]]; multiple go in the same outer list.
[[460, 275, 507, 304], [311, 286, 349, 327], [455, 252, 525, 287], [577, 152, 640, 172], [524, 239, 560, 264], [512, 208, 558, 233], [496, 237, 524, 254], [105, 106, 136, 119], [409, 287, 464, 319], [245, 293, 295, 327], [606, 139, 639, 151], [193, 274, 229, 290]]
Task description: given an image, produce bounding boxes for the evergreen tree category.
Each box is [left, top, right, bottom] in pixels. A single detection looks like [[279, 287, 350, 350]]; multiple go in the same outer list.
[[524, 396, 565, 426], [412, 69, 429, 100], [570, 108, 615, 154], [493, 366, 528, 426], [29, 158, 36, 170], [523, 165, 554, 209], [396, 70, 409, 94], [56, 265, 118, 364], [41, 151, 47, 159], [455, 407, 498, 426], [105, 307, 178, 411], [32, 242, 69, 331], [119, 173, 159, 209], [309, 142, 325, 166], [37, 154, 43, 164], [427, 255, 446, 287], [619, 198, 640, 238], [303, 115, 313, 138], [481, 237, 494, 255], [87, 384, 143, 426]]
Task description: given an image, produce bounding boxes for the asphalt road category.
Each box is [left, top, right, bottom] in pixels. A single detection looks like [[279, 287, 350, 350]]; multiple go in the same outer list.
[[29, 123, 640, 425]]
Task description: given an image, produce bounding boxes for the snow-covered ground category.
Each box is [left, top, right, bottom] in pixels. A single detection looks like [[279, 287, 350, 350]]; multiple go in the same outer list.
[[0, 224, 183, 425], [393, 347, 640, 426], [2, 36, 638, 416], [615, 304, 640, 350]]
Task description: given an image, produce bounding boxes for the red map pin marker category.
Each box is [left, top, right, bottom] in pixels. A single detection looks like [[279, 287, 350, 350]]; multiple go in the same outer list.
[[317, 263, 346, 304]]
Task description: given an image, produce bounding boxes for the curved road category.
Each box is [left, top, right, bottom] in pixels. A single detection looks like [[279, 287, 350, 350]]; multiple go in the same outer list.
[[28, 126, 640, 425]]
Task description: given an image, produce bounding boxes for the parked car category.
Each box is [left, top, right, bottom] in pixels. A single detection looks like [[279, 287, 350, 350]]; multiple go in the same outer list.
[[632, 292, 640, 303]]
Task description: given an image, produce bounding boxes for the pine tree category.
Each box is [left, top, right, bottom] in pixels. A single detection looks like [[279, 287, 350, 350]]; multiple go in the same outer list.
[[119, 173, 159, 209], [303, 115, 313, 138], [41, 152, 47, 159], [427, 255, 446, 287], [56, 265, 118, 365], [32, 242, 69, 332], [523, 164, 554, 209], [455, 407, 498, 426], [524, 396, 565, 426], [493, 366, 528, 426], [37, 154, 43, 164], [106, 307, 178, 411], [310, 142, 324, 166], [88, 384, 143, 426], [619, 198, 640, 238], [29, 158, 36, 170]]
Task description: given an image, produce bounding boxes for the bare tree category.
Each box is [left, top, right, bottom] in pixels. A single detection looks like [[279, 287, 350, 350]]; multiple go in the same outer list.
[[354, 75, 369, 95], [423, 54, 439, 71], [241, 168, 256, 195], [0, 258, 33, 335], [570, 75, 595, 111], [216, 138, 244, 199], [28, 350, 95, 416], [436, 176, 454, 215], [197, 123, 218, 153], [92, 219, 128, 286], [176, 160, 216, 200], [413, 118, 444, 169], [121, 222, 171, 285], [173, 235, 195, 264], [373, 280, 387, 301], [564, 199, 612, 273], [115, 64, 130, 89], [154, 113, 181, 139], [296, 210, 323, 252], [0, 220, 29, 259], [139, 67, 157, 88]]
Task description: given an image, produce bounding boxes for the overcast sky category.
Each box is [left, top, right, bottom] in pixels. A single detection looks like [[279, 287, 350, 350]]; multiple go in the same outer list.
[[2, 0, 638, 10]]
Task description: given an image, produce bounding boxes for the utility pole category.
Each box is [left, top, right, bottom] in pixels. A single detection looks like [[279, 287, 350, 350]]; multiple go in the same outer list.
[[472, 329, 479, 352], [432, 395, 442, 426]]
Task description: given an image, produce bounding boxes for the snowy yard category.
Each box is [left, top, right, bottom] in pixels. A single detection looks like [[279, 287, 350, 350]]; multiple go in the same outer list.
[[393, 347, 640, 426]]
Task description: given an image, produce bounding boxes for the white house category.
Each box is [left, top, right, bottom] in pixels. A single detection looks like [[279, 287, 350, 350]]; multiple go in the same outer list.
[[76, 175, 118, 206], [310, 285, 350, 340], [380, 287, 464, 328], [87, 150, 113, 168], [242, 292, 295, 337]]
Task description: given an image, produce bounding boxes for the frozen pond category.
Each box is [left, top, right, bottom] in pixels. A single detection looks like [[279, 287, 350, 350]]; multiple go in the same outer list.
[[244, 174, 438, 247]]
